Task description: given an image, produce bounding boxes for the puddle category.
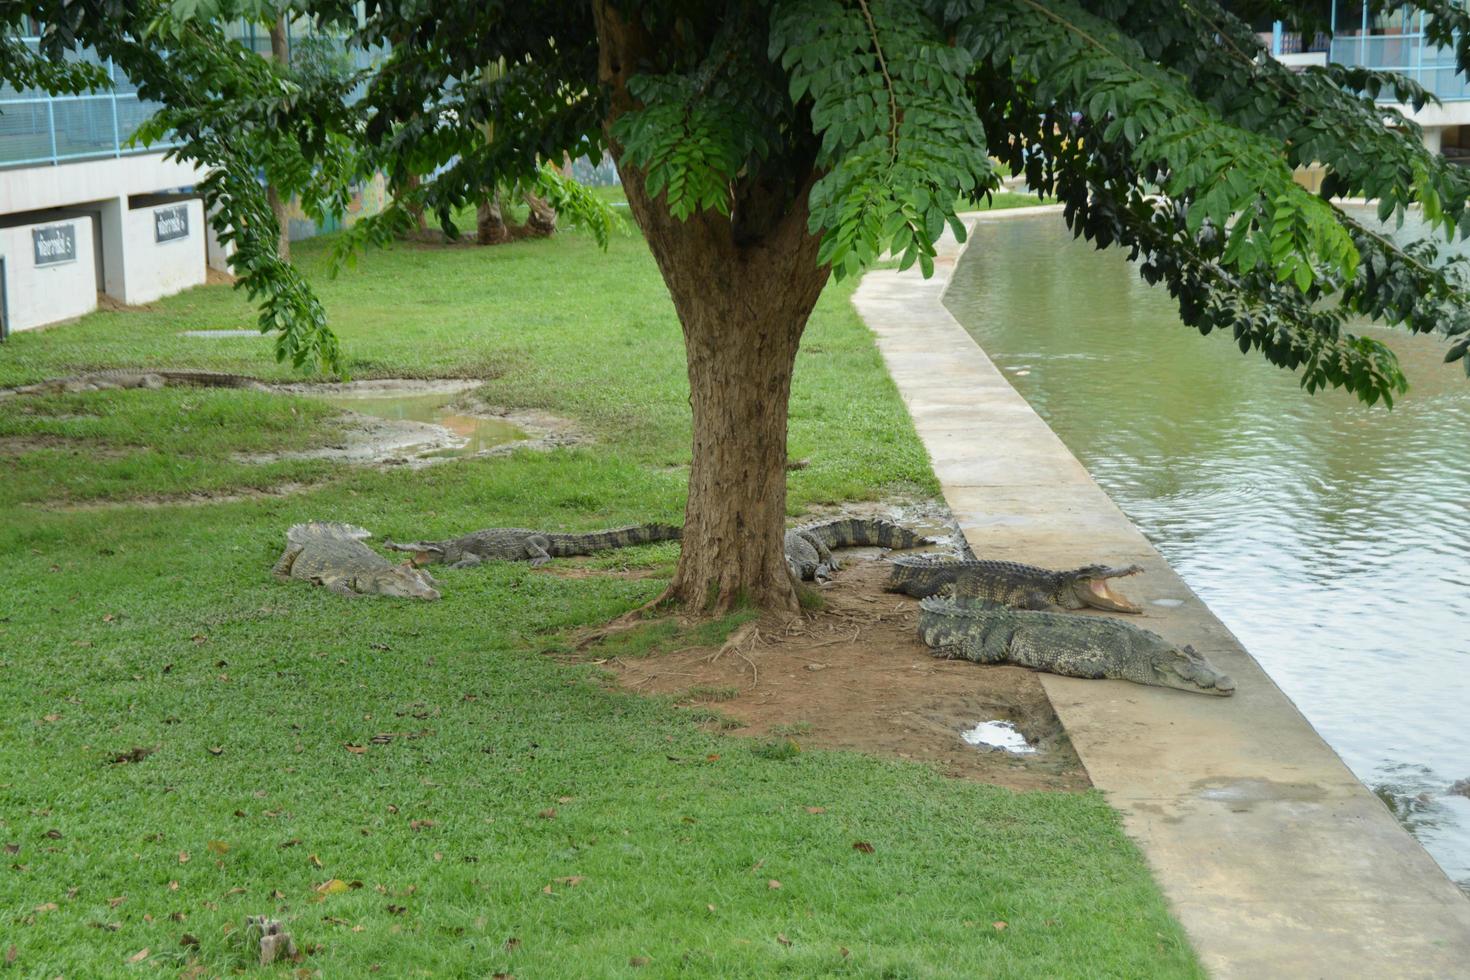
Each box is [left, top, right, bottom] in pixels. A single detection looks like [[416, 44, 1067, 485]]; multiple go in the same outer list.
[[179, 329, 262, 339], [317, 390, 526, 459], [961, 719, 1037, 754], [244, 379, 582, 468]]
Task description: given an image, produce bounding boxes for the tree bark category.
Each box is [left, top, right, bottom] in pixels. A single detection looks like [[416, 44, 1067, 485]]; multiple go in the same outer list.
[[267, 16, 292, 262], [476, 190, 511, 245], [521, 191, 557, 238], [594, 2, 830, 613]]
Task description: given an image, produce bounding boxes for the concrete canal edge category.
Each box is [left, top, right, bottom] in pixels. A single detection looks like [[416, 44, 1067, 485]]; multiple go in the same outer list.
[[854, 208, 1470, 978]]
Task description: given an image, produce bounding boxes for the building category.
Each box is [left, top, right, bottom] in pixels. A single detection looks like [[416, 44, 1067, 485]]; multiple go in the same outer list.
[[0, 19, 381, 338], [0, 25, 215, 337], [1263, 5, 1470, 159]]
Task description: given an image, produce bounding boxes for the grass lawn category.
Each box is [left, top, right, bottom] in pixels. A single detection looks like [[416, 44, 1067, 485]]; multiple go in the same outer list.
[[0, 208, 1200, 976]]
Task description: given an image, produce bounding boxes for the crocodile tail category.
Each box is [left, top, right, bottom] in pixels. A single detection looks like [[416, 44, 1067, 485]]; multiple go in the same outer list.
[[287, 521, 372, 545], [546, 523, 682, 556], [886, 554, 956, 595], [806, 518, 931, 550]]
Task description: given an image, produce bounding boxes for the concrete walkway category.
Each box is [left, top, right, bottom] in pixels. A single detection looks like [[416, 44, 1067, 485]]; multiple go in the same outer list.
[[854, 209, 1470, 978]]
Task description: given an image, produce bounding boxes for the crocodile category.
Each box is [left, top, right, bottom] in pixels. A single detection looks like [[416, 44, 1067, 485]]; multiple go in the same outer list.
[[785, 518, 932, 582], [887, 555, 1144, 612], [384, 523, 682, 568], [918, 595, 1235, 696], [0, 370, 265, 398], [273, 522, 441, 599]]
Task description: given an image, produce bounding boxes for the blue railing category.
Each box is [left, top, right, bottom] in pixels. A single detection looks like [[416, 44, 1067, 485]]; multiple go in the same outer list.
[[1329, 33, 1470, 103], [0, 37, 179, 168]]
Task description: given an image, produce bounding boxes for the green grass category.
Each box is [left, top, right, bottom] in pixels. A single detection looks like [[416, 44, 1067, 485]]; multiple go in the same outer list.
[[0, 217, 1200, 976]]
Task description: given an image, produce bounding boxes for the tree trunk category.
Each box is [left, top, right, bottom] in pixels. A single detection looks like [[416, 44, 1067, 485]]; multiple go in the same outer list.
[[476, 190, 511, 245], [521, 191, 557, 238], [594, 2, 830, 614], [266, 17, 291, 261], [403, 172, 427, 235]]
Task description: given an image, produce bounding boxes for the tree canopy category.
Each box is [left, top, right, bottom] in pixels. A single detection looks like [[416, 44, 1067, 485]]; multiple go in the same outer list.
[[6, 0, 1470, 609]]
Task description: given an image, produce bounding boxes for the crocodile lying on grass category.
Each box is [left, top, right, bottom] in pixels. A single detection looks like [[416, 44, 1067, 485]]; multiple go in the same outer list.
[[888, 555, 1144, 612], [1, 370, 265, 397], [385, 524, 682, 568], [918, 595, 1234, 696], [273, 522, 441, 600], [785, 518, 931, 582]]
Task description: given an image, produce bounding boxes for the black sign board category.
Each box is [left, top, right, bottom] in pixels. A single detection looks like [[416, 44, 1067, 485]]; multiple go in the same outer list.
[[154, 204, 190, 244], [32, 223, 77, 267]]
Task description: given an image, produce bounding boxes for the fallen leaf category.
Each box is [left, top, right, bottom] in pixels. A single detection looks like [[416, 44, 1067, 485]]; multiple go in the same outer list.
[[168, 881, 179, 891], [553, 876, 584, 887], [206, 746, 223, 756], [223, 886, 245, 896], [629, 957, 649, 968], [386, 904, 406, 915], [272, 890, 286, 900], [180, 934, 199, 948], [42, 714, 61, 723], [103, 613, 115, 623], [4, 946, 15, 964], [706, 904, 716, 912], [111, 746, 156, 766], [504, 937, 521, 952], [852, 841, 875, 854], [280, 839, 302, 849], [2, 844, 16, 854], [706, 754, 720, 761], [777, 933, 792, 947], [409, 819, 434, 832], [804, 806, 826, 815], [537, 808, 557, 820], [206, 840, 229, 855], [344, 744, 367, 755], [177, 851, 189, 864], [492, 974, 514, 980], [169, 912, 186, 922], [33, 902, 57, 914], [840, 946, 850, 958], [191, 634, 208, 644], [44, 829, 62, 840], [308, 854, 323, 869], [541, 884, 553, 895], [767, 879, 781, 890], [992, 921, 1008, 931], [316, 879, 350, 896], [108, 895, 126, 908], [127, 948, 150, 963]]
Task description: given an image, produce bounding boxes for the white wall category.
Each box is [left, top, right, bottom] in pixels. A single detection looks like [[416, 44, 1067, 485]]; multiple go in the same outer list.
[[0, 217, 97, 333], [120, 199, 206, 305], [0, 153, 206, 217]]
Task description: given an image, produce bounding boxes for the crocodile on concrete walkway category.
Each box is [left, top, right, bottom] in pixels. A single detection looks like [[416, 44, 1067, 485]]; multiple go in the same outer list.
[[918, 595, 1235, 696], [0, 370, 266, 397], [887, 555, 1144, 612], [273, 522, 441, 599], [385, 524, 682, 568], [785, 518, 931, 582]]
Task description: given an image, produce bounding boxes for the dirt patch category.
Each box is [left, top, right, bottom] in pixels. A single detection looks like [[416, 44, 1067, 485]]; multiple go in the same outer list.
[[599, 560, 1088, 792], [94, 292, 160, 314], [32, 482, 319, 512], [0, 435, 134, 459], [246, 379, 584, 468]]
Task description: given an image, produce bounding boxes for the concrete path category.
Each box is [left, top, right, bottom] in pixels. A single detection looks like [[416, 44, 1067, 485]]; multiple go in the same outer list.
[[854, 209, 1470, 978]]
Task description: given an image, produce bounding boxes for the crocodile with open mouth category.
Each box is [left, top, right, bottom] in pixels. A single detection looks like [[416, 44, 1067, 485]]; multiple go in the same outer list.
[[918, 595, 1235, 696], [887, 555, 1144, 612]]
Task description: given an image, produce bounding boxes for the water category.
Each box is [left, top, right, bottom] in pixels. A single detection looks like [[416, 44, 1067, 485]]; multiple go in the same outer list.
[[944, 214, 1470, 891], [317, 390, 526, 459], [961, 720, 1037, 754]]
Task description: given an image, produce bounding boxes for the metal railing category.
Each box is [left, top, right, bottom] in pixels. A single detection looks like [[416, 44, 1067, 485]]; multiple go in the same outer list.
[[0, 37, 179, 168]]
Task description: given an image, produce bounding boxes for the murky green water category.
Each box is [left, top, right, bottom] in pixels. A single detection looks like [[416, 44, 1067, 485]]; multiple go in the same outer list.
[[945, 214, 1470, 891], [319, 391, 525, 458]]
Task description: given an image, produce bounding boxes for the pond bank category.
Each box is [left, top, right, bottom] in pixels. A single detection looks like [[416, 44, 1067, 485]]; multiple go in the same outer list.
[[853, 210, 1470, 977]]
